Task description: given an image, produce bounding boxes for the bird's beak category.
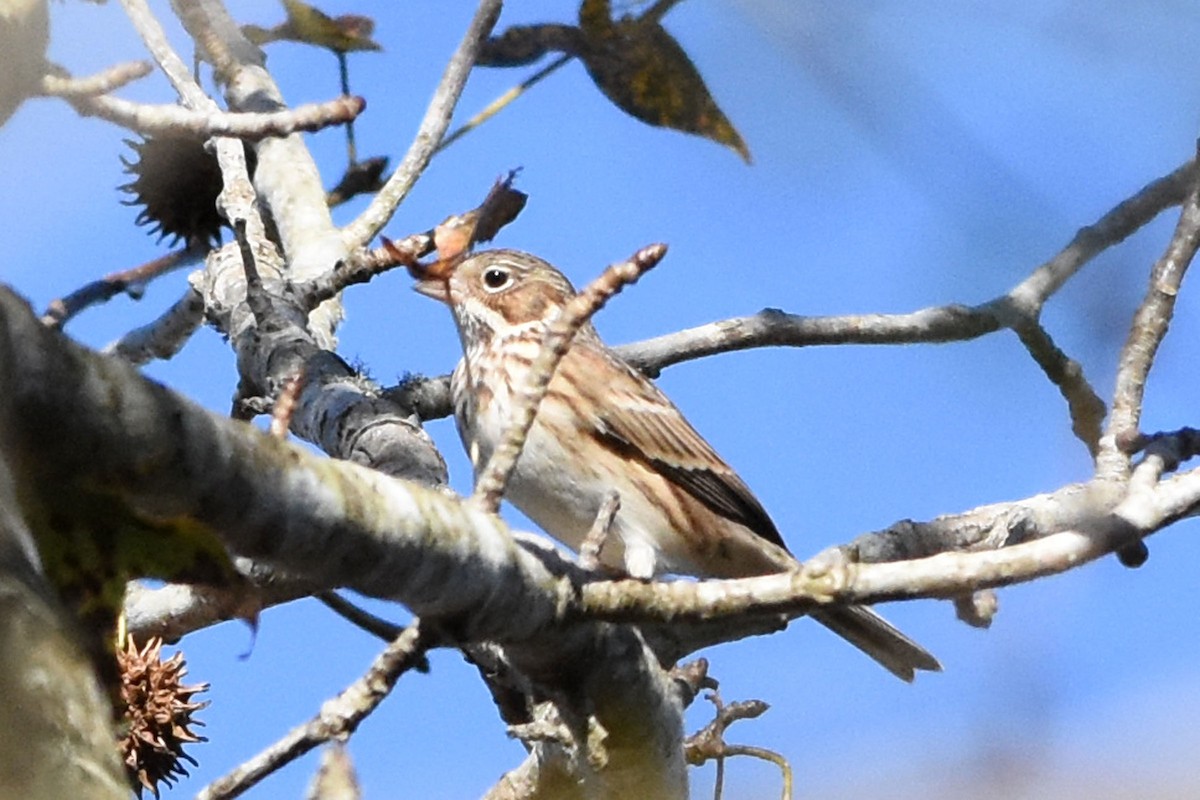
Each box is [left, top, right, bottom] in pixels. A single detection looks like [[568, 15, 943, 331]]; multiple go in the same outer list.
[[409, 257, 457, 304]]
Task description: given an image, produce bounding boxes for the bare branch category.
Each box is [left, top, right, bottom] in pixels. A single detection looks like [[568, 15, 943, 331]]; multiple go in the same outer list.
[[39, 60, 152, 97], [295, 173, 525, 307], [196, 622, 430, 800], [103, 285, 205, 365], [317, 591, 406, 642], [1102, 161, 1200, 476], [579, 492, 621, 572], [438, 53, 572, 153], [471, 243, 669, 511], [685, 691, 791, 800], [343, 0, 503, 248], [399, 159, 1196, 426], [171, 0, 350, 349], [1012, 321, 1106, 457], [42, 246, 201, 329], [575, 473, 1197, 622], [64, 91, 365, 139], [1007, 158, 1197, 310], [123, 577, 310, 645], [118, 0, 215, 107]]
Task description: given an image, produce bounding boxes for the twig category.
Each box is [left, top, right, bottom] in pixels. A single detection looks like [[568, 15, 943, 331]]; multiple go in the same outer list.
[[65, 91, 364, 138], [576, 469, 1200, 621], [305, 743, 360, 800], [269, 371, 307, 439], [684, 692, 790, 800], [233, 217, 271, 324], [401, 158, 1196, 424], [336, 51, 359, 165], [294, 232, 435, 309], [471, 243, 669, 512], [39, 60, 153, 97], [437, 53, 571, 153], [1102, 158, 1200, 476], [196, 621, 430, 800], [41, 245, 201, 329], [721, 745, 793, 800], [953, 590, 998, 629], [317, 591, 405, 642], [119, 0, 214, 107], [579, 491, 620, 571], [300, 173, 525, 308], [1012, 322, 1106, 457], [343, 0, 503, 248], [103, 286, 205, 365], [172, 0, 350, 350]]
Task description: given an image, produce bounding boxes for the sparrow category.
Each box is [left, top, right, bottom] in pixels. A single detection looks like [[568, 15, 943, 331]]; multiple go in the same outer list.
[[414, 249, 940, 681]]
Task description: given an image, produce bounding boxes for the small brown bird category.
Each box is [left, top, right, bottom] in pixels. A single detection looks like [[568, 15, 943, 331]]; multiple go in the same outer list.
[[415, 249, 940, 681]]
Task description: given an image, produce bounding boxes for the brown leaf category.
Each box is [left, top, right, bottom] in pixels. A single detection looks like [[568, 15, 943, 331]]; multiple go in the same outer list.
[[326, 156, 388, 207], [433, 171, 527, 260], [576, 0, 750, 162], [478, 23, 585, 67], [473, 171, 529, 246], [244, 0, 381, 53]]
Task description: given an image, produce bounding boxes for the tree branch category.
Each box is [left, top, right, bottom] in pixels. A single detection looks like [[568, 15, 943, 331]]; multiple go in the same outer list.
[[197, 621, 430, 800], [342, 0, 502, 248], [1101, 158, 1200, 476], [103, 285, 206, 365], [63, 91, 364, 139]]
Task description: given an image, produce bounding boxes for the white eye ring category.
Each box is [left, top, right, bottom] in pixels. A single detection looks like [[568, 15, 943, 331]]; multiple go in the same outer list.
[[482, 267, 512, 292]]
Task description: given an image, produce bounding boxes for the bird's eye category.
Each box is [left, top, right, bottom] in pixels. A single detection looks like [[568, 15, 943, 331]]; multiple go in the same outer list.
[[482, 267, 512, 291]]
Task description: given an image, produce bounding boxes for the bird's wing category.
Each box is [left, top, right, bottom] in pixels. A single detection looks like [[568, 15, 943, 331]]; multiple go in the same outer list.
[[566, 343, 788, 551]]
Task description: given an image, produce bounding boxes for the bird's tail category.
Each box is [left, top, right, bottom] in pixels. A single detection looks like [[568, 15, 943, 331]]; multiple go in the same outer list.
[[810, 605, 941, 682]]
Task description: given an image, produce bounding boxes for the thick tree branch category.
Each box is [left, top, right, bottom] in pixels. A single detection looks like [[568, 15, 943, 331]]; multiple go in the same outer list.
[[0, 453, 127, 799], [170, 0, 350, 350], [10, 285, 1200, 644], [1, 289, 686, 797]]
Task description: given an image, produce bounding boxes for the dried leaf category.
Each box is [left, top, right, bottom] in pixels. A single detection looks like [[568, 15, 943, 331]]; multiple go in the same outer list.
[[577, 0, 750, 161], [244, 0, 381, 53], [473, 172, 529, 246], [433, 172, 527, 260], [478, 23, 585, 67], [326, 156, 388, 206]]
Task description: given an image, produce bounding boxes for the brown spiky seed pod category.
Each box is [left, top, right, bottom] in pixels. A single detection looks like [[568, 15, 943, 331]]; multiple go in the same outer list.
[[119, 133, 255, 247], [117, 636, 209, 797]]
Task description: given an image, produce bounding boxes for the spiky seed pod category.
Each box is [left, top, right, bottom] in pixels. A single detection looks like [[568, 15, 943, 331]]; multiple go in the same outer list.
[[117, 636, 209, 797], [119, 133, 255, 247]]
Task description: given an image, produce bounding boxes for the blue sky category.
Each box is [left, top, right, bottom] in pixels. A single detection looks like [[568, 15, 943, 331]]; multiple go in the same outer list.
[[4, 2, 1200, 798]]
